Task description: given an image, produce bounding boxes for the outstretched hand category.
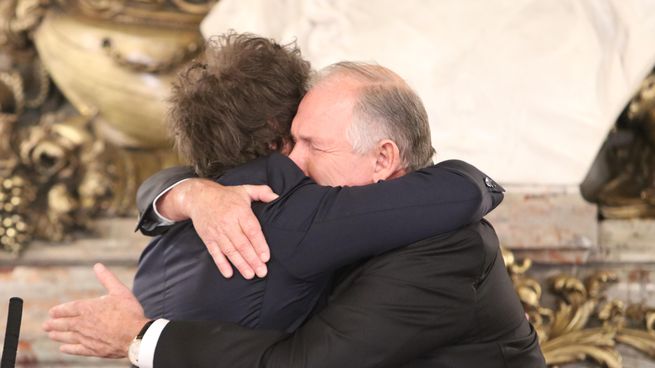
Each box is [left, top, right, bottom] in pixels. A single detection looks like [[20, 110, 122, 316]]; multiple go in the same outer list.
[[43, 263, 148, 359], [158, 179, 279, 279]]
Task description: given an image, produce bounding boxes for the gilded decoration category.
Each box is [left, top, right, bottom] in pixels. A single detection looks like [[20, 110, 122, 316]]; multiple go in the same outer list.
[[0, 0, 217, 253], [503, 248, 655, 367], [598, 69, 655, 219]]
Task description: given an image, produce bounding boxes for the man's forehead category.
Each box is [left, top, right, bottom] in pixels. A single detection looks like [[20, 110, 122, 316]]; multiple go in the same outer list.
[[294, 93, 353, 129], [290, 73, 361, 135], [303, 78, 359, 115]]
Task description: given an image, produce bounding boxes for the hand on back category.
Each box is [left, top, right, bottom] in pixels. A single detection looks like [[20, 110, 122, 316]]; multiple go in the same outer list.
[[159, 179, 278, 279]]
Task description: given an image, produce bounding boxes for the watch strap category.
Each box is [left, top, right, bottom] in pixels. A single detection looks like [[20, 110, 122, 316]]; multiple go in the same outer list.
[[137, 320, 155, 340], [129, 321, 154, 367]]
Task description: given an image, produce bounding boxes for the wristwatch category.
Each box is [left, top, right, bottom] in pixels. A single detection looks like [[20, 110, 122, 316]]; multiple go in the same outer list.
[[128, 320, 154, 367]]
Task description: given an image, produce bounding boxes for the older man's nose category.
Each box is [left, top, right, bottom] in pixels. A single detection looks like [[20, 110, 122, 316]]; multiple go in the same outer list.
[[289, 145, 309, 175]]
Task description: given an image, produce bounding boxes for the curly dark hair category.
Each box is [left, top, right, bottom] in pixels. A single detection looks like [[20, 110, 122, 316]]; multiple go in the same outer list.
[[168, 32, 312, 177]]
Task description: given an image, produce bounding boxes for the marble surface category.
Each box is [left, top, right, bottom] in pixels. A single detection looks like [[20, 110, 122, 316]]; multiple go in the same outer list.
[[487, 186, 598, 264]]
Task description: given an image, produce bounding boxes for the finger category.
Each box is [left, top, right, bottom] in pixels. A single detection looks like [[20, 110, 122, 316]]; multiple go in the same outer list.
[[216, 232, 254, 280], [60, 344, 95, 357], [224, 224, 263, 278], [244, 185, 279, 203], [206, 241, 233, 278], [226, 220, 266, 278], [238, 235, 267, 278], [93, 263, 130, 297], [48, 331, 79, 344], [49, 301, 81, 319], [239, 214, 270, 265], [43, 317, 75, 332]]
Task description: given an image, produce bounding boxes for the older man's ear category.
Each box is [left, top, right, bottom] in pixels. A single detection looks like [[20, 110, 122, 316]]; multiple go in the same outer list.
[[372, 139, 406, 182]]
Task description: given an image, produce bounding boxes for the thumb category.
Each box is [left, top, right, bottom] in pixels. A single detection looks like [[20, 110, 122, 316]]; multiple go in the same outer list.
[[244, 185, 279, 203], [94, 263, 131, 297]]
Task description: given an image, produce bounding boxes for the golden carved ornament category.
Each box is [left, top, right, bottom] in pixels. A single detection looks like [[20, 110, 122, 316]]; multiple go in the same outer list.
[[0, 0, 49, 50], [56, 0, 216, 29], [502, 248, 655, 367], [598, 70, 655, 219], [2, 110, 178, 251], [0, 0, 186, 252]]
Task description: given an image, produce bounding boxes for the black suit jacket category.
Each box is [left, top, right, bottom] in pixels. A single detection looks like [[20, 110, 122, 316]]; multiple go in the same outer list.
[[153, 220, 545, 368], [134, 154, 503, 331]]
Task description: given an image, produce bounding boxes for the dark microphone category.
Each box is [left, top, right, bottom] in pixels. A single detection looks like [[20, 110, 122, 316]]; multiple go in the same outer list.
[[1, 297, 23, 368]]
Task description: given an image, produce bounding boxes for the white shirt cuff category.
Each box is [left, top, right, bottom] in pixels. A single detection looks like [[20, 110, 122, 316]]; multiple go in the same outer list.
[[152, 178, 191, 225], [138, 318, 170, 368]]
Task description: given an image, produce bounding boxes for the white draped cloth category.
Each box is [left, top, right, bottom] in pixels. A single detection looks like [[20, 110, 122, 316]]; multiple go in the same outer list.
[[201, 0, 655, 186]]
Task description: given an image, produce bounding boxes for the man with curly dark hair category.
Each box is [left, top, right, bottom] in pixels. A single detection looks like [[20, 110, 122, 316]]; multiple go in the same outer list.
[[169, 32, 310, 177]]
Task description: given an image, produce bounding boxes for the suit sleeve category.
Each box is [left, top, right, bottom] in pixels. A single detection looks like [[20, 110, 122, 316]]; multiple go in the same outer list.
[[155, 291, 434, 368], [135, 166, 196, 236], [133, 155, 504, 280], [262, 158, 504, 279]]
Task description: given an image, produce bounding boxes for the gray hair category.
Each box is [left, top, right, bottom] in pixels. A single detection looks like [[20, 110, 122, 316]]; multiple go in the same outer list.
[[313, 61, 435, 171]]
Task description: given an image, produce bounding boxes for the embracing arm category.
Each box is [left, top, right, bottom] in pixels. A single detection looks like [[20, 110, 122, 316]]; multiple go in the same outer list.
[[135, 166, 196, 236], [135, 165, 278, 279], [155, 291, 434, 368], [263, 156, 505, 278], [133, 155, 505, 279]]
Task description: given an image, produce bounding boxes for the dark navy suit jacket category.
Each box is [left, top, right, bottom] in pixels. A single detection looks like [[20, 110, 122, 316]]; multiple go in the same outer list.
[[133, 153, 501, 332]]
